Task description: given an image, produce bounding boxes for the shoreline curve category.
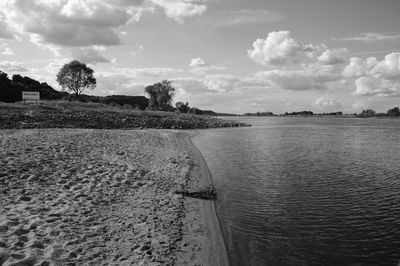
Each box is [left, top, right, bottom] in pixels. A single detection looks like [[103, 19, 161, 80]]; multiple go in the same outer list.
[[185, 132, 230, 266]]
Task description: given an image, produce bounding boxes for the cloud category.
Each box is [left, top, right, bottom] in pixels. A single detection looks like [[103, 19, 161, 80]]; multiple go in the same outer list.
[[248, 31, 348, 66], [343, 57, 378, 78], [130, 45, 144, 56], [0, 61, 28, 72], [248, 31, 303, 66], [174, 74, 271, 96], [150, 0, 207, 23], [255, 62, 343, 91], [353, 76, 400, 97], [246, 31, 399, 97], [256, 70, 327, 91], [173, 77, 217, 95], [314, 97, 345, 108], [373, 52, 400, 79], [0, 1, 136, 48], [335, 32, 400, 43], [71, 48, 111, 64], [189, 58, 208, 68], [341, 53, 400, 96], [203, 74, 240, 93], [1, 47, 14, 56], [0, 0, 207, 51], [0, 12, 15, 40], [94, 73, 147, 96], [317, 48, 348, 65], [101, 67, 182, 78], [215, 9, 285, 27], [189, 57, 226, 74]]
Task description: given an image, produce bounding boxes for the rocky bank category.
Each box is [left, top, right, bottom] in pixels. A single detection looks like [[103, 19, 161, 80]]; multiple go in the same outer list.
[[0, 106, 247, 130]]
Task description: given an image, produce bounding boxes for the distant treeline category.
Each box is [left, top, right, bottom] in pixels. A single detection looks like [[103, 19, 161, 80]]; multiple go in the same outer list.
[[243, 112, 274, 116], [0, 71, 220, 115], [0, 71, 149, 109], [358, 108, 400, 118], [244, 109, 400, 118]]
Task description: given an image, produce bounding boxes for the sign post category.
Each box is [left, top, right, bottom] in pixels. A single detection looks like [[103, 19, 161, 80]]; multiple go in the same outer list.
[[22, 91, 40, 104]]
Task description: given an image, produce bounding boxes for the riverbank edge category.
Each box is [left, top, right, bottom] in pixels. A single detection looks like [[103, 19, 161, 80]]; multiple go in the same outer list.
[[184, 132, 230, 266]]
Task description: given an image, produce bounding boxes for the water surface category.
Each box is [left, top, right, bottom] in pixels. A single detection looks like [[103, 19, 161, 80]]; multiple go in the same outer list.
[[192, 117, 400, 266]]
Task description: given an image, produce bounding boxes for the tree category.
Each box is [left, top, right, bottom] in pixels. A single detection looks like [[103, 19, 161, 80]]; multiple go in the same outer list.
[[144, 80, 175, 111], [0, 71, 9, 84], [188, 107, 203, 115], [387, 107, 400, 116], [56, 60, 96, 96], [359, 109, 376, 117], [175, 101, 190, 113]]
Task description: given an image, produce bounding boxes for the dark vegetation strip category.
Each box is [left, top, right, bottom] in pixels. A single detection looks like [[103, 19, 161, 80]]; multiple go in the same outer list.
[[0, 107, 249, 130]]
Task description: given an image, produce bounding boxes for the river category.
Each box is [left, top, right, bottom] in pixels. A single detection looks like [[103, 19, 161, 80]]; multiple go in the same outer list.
[[192, 117, 400, 266]]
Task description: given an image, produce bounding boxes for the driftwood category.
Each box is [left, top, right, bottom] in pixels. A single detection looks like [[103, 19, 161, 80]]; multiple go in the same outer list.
[[174, 185, 217, 200]]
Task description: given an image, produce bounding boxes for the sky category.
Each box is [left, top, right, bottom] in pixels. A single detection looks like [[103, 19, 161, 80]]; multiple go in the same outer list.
[[0, 0, 400, 114]]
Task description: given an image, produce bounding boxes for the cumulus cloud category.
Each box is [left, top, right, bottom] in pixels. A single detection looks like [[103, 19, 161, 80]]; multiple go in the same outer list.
[[255, 62, 343, 91], [342, 53, 400, 96], [0, 61, 28, 72], [248, 31, 303, 66], [314, 97, 345, 108], [151, 0, 207, 23], [256, 70, 327, 91], [71, 48, 111, 64], [317, 48, 348, 65], [335, 32, 400, 43], [174, 74, 271, 96], [203, 74, 240, 93], [0, 0, 208, 51], [248, 31, 348, 66], [189, 58, 208, 68], [373, 52, 400, 79], [343, 57, 377, 78], [0, 1, 135, 48], [1, 47, 14, 56], [189, 58, 226, 74], [246, 31, 400, 97], [173, 77, 217, 95], [353, 76, 400, 97]]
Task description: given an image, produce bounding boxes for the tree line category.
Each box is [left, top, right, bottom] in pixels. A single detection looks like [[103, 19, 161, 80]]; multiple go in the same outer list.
[[1, 60, 209, 114], [3, 60, 400, 117]]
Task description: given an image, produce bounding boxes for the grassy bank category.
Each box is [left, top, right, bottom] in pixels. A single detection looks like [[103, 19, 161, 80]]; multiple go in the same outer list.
[[0, 102, 249, 129]]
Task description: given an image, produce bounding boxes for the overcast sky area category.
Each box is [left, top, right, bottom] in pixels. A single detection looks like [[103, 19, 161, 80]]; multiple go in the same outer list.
[[0, 0, 399, 113]]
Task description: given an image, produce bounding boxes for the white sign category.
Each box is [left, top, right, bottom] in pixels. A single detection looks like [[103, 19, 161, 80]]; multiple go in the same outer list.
[[22, 91, 40, 101]]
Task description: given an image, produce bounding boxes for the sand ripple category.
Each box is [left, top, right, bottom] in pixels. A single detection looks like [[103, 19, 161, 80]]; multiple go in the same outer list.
[[0, 129, 194, 265]]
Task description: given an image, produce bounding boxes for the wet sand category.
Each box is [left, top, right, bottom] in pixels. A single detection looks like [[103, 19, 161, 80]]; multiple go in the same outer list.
[[0, 129, 228, 266]]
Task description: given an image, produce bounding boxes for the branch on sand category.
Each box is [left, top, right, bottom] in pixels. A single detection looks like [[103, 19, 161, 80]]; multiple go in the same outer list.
[[174, 185, 217, 200]]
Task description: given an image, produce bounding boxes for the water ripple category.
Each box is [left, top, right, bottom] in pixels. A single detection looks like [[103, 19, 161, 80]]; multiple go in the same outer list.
[[193, 117, 400, 266]]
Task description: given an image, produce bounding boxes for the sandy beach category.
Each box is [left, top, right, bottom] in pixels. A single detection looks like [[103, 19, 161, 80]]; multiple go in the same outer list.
[[0, 129, 228, 266]]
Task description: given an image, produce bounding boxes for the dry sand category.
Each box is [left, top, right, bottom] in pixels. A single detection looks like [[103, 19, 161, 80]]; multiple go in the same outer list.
[[0, 129, 228, 266]]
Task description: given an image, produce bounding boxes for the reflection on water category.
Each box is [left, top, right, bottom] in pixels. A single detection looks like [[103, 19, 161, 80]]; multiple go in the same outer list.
[[192, 117, 400, 266]]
